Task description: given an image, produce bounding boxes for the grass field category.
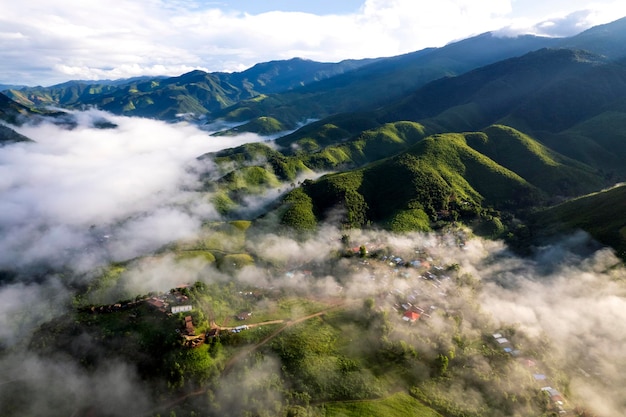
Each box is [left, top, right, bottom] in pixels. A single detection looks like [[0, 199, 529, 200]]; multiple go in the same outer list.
[[320, 392, 442, 417]]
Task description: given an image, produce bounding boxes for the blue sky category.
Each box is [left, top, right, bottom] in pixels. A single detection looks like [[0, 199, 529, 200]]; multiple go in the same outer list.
[[1, 0, 626, 85]]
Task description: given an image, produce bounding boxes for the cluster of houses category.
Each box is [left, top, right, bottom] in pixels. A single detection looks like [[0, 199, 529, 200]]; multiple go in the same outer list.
[[492, 332, 569, 415], [374, 251, 449, 324], [145, 290, 192, 315], [81, 300, 141, 314], [492, 333, 521, 356], [542, 387, 567, 414]]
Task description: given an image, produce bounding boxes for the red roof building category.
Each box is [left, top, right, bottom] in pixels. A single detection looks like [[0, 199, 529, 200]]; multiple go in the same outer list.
[[403, 311, 421, 322]]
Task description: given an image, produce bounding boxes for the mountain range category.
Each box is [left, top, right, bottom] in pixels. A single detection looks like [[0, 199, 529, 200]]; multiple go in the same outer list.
[[3, 17, 626, 257]]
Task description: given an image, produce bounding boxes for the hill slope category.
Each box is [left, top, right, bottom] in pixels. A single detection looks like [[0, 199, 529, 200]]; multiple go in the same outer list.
[[215, 33, 558, 127], [372, 48, 626, 179], [275, 123, 608, 234], [530, 184, 626, 258]]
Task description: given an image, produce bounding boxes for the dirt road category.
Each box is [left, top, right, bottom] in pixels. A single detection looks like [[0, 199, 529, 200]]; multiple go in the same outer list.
[[134, 301, 347, 417]]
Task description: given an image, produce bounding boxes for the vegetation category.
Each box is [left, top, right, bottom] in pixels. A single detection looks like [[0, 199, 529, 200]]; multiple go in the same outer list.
[[279, 130, 543, 232], [213, 116, 286, 136], [530, 184, 626, 259], [4, 19, 626, 417], [321, 391, 443, 417]]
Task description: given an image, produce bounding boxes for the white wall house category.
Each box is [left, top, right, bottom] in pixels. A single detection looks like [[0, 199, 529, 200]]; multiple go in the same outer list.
[[171, 305, 193, 314]]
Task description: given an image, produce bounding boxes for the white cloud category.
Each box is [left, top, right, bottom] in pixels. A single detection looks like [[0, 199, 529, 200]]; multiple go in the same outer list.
[[1, 0, 625, 85], [0, 109, 260, 271]]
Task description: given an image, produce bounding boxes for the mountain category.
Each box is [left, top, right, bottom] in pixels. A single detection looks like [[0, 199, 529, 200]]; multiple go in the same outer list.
[[4, 33, 558, 125], [4, 58, 377, 121], [6, 19, 626, 253], [381, 48, 609, 129], [0, 92, 34, 124], [204, 44, 626, 239], [214, 33, 559, 127], [375, 47, 626, 179], [0, 83, 27, 92], [8, 17, 626, 130], [0, 93, 36, 143], [218, 17, 626, 129], [0, 124, 33, 145], [558, 16, 626, 60], [197, 30, 626, 255], [276, 124, 604, 232], [220, 57, 380, 94]]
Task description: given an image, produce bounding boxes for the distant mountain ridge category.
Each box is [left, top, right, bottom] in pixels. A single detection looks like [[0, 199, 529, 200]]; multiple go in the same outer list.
[[7, 17, 626, 127], [558, 16, 626, 60], [3, 32, 565, 123], [4, 57, 378, 121], [212, 33, 561, 127]]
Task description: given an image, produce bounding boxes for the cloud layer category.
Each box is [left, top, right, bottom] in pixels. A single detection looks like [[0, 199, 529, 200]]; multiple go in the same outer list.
[[0, 109, 259, 272], [2, 0, 626, 85]]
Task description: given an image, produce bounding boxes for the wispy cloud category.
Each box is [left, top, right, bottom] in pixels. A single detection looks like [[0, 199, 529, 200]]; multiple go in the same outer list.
[[2, 0, 626, 85]]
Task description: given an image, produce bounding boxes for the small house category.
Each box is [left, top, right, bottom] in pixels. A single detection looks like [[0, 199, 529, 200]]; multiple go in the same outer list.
[[403, 311, 421, 322], [184, 315, 195, 335], [236, 311, 252, 320], [171, 304, 193, 314], [146, 298, 167, 313]]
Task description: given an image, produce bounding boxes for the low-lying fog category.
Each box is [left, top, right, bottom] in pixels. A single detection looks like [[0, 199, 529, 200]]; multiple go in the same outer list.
[[0, 109, 265, 272]]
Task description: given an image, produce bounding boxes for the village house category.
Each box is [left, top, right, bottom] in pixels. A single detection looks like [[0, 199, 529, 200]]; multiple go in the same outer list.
[[146, 297, 167, 313], [236, 311, 252, 320], [171, 304, 193, 314], [403, 310, 420, 322], [184, 316, 195, 335]]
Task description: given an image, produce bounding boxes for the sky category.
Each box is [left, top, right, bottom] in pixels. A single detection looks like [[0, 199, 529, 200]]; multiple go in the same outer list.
[[1, 0, 626, 86]]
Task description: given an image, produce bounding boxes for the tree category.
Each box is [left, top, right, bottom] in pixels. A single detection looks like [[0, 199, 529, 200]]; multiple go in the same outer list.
[[435, 354, 449, 376]]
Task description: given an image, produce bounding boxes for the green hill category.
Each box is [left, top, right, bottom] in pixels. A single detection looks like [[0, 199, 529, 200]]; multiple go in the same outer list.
[[0, 92, 70, 143], [212, 116, 285, 136], [275, 123, 610, 235], [466, 125, 604, 197], [531, 108, 626, 178], [296, 121, 429, 171], [0, 92, 37, 125], [530, 184, 626, 258], [369, 48, 626, 180], [280, 130, 545, 231]]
